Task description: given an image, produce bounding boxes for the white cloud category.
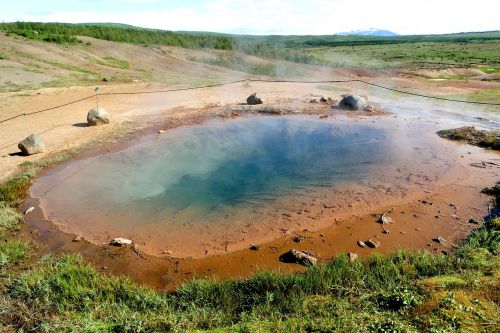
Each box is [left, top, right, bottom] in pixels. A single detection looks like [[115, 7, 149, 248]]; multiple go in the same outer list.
[[7, 0, 500, 35]]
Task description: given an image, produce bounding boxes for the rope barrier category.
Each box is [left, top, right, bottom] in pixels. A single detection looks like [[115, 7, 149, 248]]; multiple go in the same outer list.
[[1, 78, 499, 125]]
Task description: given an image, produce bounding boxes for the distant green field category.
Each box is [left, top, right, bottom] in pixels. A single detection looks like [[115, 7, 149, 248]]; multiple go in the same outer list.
[[1, 22, 499, 69]]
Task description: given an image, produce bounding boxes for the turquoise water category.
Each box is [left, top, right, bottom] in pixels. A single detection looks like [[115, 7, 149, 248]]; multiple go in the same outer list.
[[34, 116, 393, 215], [31, 115, 419, 254]]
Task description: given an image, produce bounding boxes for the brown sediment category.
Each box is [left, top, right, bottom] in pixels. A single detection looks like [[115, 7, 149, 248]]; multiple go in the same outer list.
[[20, 99, 500, 291]]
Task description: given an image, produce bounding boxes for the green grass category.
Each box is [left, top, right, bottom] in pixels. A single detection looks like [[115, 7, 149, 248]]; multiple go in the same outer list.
[[89, 56, 130, 69], [0, 240, 29, 269], [47, 61, 100, 77], [0, 154, 498, 332]]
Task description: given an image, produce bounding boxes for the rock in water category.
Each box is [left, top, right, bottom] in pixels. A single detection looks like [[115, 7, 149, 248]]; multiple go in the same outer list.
[[247, 93, 263, 105], [87, 107, 110, 126], [338, 95, 367, 111], [110, 237, 132, 246], [280, 249, 317, 266], [18, 134, 45, 155]]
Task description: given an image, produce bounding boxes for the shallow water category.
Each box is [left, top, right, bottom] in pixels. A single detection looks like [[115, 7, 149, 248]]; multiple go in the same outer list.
[[31, 115, 456, 256]]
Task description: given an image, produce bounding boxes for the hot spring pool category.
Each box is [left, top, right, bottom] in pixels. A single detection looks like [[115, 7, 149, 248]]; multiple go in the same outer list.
[[30, 115, 455, 256]]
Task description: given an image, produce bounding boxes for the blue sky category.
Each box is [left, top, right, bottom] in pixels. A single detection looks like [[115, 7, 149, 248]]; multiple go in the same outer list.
[[2, 0, 500, 35]]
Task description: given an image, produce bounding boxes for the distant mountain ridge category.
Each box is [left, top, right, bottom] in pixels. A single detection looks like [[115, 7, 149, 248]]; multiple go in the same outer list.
[[337, 28, 399, 36]]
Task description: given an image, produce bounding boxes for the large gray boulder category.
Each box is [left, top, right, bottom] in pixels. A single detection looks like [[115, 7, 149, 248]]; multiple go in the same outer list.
[[18, 134, 45, 155], [87, 107, 109, 126], [247, 93, 263, 105], [338, 95, 367, 111]]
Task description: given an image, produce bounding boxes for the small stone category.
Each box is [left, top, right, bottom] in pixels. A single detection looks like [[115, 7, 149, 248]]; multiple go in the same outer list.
[[72, 235, 84, 242], [250, 244, 260, 251], [433, 236, 446, 245], [279, 249, 317, 266], [158, 129, 166, 134], [87, 107, 109, 126], [415, 227, 422, 231], [110, 237, 133, 246], [469, 218, 480, 225], [380, 214, 394, 225], [338, 95, 367, 111], [319, 114, 328, 119], [357, 241, 366, 248], [348, 252, 358, 262], [382, 229, 390, 234], [309, 98, 318, 103], [162, 250, 173, 255], [18, 134, 45, 155], [247, 93, 263, 105], [366, 239, 381, 248], [24, 206, 35, 214], [292, 236, 305, 243]]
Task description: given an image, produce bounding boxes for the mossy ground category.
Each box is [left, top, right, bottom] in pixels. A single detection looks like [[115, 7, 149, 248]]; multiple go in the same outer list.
[[437, 127, 500, 150], [0, 159, 498, 332]]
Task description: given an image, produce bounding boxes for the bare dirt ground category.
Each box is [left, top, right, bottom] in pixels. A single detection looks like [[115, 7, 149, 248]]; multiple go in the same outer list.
[[2, 33, 500, 290]]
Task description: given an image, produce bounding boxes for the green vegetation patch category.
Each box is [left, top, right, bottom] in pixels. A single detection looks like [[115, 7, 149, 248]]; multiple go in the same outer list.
[[89, 56, 130, 69], [0, 240, 29, 269], [437, 126, 500, 150], [47, 61, 99, 76], [0, 22, 233, 50]]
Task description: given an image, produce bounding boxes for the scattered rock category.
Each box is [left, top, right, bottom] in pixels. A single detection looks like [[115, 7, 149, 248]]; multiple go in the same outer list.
[[357, 241, 366, 248], [319, 114, 328, 119], [366, 239, 381, 248], [433, 236, 446, 245], [469, 218, 480, 225], [87, 107, 110, 126], [348, 252, 358, 262], [18, 134, 45, 155], [247, 93, 263, 105], [110, 237, 133, 246], [102, 78, 108, 82], [379, 209, 395, 225], [250, 244, 261, 251], [279, 249, 317, 266], [337, 95, 367, 111], [72, 235, 84, 242], [320, 97, 328, 103], [24, 206, 35, 214], [382, 229, 390, 234], [309, 98, 318, 103], [162, 250, 173, 255], [292, 236, 305, 243]]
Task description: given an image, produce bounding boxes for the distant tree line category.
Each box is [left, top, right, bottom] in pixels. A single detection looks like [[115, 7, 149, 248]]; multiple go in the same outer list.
[[0, 22, 234, 50]]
